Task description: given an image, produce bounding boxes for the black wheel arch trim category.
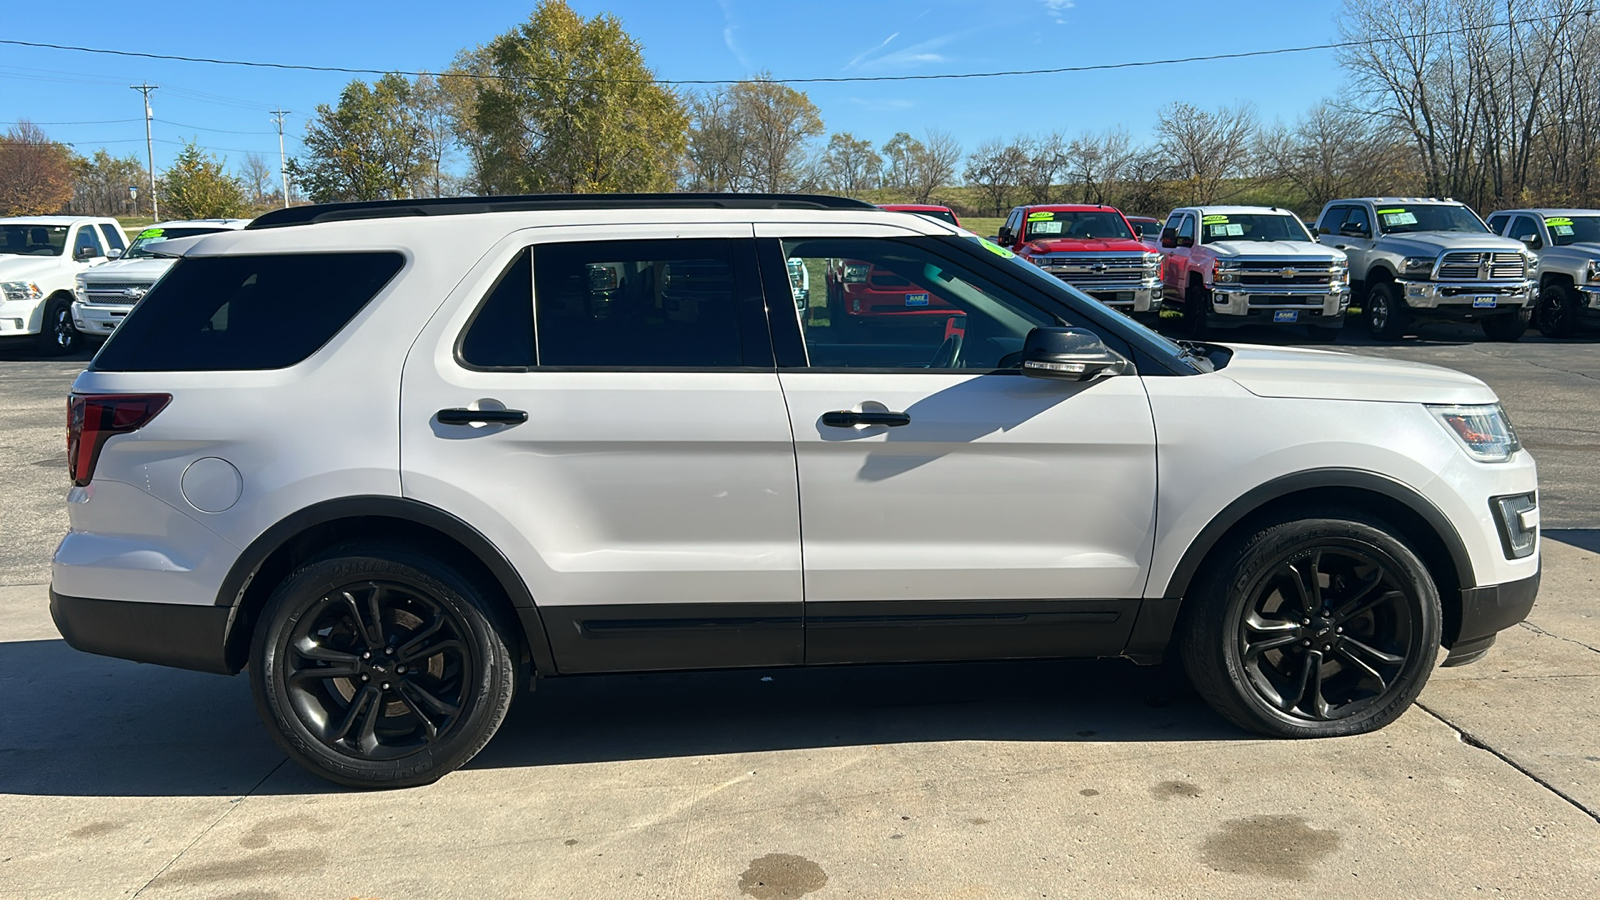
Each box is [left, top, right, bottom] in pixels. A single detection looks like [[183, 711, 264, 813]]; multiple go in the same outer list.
[[215, 495, 557, 676], [1160, 469, 1475, 601]]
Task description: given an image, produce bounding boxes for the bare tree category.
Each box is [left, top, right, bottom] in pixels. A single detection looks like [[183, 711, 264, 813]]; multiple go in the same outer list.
[[1255, 99, 1420, 209], [683, 89, 747, 191], [239, 153, 276, 208], [1065, 129, 1137, 204], [1155, 102, 1258, 203], [963, 139, 1028, 215], [912, 130, 962, 203], [817, 132, 881, 196]]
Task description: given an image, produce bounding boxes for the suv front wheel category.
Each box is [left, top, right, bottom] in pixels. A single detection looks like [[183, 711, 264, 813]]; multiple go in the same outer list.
[[1178, 514, 1441, 738], [249, 545, 518, 788]]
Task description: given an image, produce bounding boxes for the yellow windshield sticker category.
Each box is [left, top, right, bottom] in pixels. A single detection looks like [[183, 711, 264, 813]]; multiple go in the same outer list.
[[1545, 217, 1573, 227], [136, 228, 165, 239], [1201, 215, 1228, 224], [1375, 208, 1404, 215], [1026, 211, 1054, 221]]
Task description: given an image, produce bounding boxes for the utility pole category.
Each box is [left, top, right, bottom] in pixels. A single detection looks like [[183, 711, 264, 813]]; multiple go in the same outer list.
[[269, 108, 291, 208], [130, 83, 158, 220]]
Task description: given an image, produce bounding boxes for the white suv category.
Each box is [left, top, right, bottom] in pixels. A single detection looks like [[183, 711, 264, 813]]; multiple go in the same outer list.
[[73, 219, 249, 341], [50, 194, 1541, 788]]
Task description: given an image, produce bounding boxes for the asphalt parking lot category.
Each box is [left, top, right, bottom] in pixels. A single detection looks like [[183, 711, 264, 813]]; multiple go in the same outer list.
[[2, 325, 1598, 899]]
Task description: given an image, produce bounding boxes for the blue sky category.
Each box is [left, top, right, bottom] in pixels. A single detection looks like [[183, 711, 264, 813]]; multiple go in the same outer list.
[[1, 0, 1347, 176]]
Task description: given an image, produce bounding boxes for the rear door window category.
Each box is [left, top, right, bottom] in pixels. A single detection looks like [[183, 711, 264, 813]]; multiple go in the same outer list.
[[98, 224, 127, 252], [93, 252, 404, 372]]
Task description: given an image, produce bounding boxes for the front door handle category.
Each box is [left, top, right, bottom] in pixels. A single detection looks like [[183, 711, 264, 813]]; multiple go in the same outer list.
[[822, 410, 911, 428], [437, 407, 528, 426], [1334, 244, 1348, 250]]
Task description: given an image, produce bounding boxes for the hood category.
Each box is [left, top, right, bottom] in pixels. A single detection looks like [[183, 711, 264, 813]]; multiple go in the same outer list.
[[0, 255, 64, 283], [1553, 241, 1600, 258], [1206, 240, 1343, 260], [1028, 237, 1149, 254], [79, 257, 174, 283], [1215, 343, 1497, 405], [1378, 232, 1524, 255]]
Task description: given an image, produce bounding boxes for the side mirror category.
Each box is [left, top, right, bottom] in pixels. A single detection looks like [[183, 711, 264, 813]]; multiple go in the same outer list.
[[1518, 233, 1542, 250], [75, 245, 102, 260], [1339, 221, 1370, 238], [997, 227, 1014, 246], [106, 247, 123, 259], [1131, 223, 1145, 237], [1019, 327, 1132, 382], [1177, 235, 1194, 249], [1159, 228, 1177, 249]]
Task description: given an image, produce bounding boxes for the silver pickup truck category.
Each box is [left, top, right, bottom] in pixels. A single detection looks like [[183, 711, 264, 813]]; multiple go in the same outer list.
[[1315, 198, 1536, 341], [1485, 208, 1600, 338]]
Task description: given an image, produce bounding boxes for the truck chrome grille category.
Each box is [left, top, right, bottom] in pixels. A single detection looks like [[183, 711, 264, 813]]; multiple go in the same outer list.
[[1437, 252, 1526, 281], [1036, 254, 1146, 285]]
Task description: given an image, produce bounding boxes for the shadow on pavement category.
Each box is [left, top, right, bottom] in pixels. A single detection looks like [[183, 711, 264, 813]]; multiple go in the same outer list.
[[1546, 529, 1600, 554], [0, 637, 1243, 796]]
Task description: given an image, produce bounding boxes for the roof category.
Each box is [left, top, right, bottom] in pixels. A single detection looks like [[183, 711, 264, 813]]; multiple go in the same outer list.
[[1019, 204, 1125, 212], [0, 215, 119, 225], [141, 219, 252, 230], [1177, 205, 1299, 216], [1489, 208, 1600, 218], [247, 193, 874, 230], [1336, 198, 1466, 205], [878, 204, 953, 212]]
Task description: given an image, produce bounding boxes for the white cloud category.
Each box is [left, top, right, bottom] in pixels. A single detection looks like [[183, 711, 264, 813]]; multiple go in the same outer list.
[[845, 32, 901, 71], [1041, 0, 1075, 24], [718, 0, 753, 69], [853, 31, 963, 72]]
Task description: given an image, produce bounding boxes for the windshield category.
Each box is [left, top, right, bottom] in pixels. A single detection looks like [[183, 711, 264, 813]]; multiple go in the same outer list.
[[0, 224, 68, 256], [1200, 213, 1312, 244], [122, 226, 234, 260], [906, 209, 958, 226], [1023, 210, 1133, 241], [952, 232, 1211, 373], [1543, 215, 1600, 246], [1374, 205, 1489, 234]]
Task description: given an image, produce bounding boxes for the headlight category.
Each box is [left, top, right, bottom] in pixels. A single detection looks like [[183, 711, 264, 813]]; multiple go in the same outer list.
[[1401, 256, 1435, 277], [1428, 403, 1520, 462], [1, 281, 44, 303], [1142, 252, 1161, 268], [74, 277, 88, 302], [1213, 261, 1239, 283], [1587, 260, 1600, 283], [842, 263, 870, 284]]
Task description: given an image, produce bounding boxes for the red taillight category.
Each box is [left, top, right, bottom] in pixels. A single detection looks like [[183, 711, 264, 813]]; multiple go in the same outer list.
[[66, 393, 170, 486]]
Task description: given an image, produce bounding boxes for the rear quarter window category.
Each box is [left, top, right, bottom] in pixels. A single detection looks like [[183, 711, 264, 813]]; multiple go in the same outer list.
[[92, 252, 404, 372]]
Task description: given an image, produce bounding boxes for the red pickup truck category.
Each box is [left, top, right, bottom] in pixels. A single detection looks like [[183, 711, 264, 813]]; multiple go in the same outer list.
[[820, 204, 963, 338], [996, 204, 1163, 322]]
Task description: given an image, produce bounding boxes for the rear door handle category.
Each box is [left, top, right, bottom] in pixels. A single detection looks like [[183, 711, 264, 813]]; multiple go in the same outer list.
[[437, 408, 528, 425], [822, 410, 911, 428]]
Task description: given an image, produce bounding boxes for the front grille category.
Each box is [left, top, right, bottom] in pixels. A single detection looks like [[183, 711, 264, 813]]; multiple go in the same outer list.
[[1038, 254, 1146, 286], [1228, 258, 1336, 287], [1437, 252, 1527, 281], [84, 281, 154, 301], [1239, 274, 1332, 286]]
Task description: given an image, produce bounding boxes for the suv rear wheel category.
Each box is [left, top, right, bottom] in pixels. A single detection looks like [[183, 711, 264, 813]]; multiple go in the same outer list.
[[1178, 514, 1441, 738], [1365, 282, 1409, 341], [249, 545, 517, 788]]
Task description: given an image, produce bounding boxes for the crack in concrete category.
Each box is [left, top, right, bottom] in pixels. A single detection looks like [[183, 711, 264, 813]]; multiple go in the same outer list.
[[1417, 702, 1600, 826], [1519, 620, 1600, 656], [129, 758, 287, 898], [1465, 343, 1600, 383]]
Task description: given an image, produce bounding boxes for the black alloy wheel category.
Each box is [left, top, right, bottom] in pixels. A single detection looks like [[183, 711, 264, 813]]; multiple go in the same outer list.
[[1536, 283, 1582, 338], [251, 547, 516, 788], [1180, 515, 1441, 738], [1184, 282, 1211, 338], [35, 297, 80, 356], [1365, 282, 1408, 341]]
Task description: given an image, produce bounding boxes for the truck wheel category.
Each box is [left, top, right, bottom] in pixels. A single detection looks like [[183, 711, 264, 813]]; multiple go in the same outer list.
[[1178, 512, 1441, 738], [250, 544, 518, 789], [1481, 309, 1531, 342], [1536, 283, 1582, 338], [34, 296, 81, 357], [1364, 282, 1408, 341], [1184, 283, 1210, 338]]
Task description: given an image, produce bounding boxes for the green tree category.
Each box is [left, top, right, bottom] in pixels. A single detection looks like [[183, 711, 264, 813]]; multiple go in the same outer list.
[[725, 76, 824, 192], [472, 0, 687, 193], [0, 121, 75, 215], [289, 73, 424, 202], [69, 150, 148, 216], [158, 142, 246, 219], [817, 133, 881, 196]]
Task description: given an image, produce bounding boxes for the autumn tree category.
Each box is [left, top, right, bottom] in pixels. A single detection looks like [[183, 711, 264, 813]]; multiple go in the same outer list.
[[70, 150, 147, 216], [159, 142, 247, 219], [472, 0, 687, 193], [963, 138, 1029, 215], [289, 73, 425, 202], [816, 133, 882, 196], [1155, 102, 1258, 203], [724, 77, 824, 191], [0, 121, 75, 215], [881, 131, 961, 203]]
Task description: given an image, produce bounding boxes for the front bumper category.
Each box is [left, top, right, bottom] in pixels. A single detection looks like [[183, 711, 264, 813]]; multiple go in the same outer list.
[[1577, 285, 1600, 321], [71, 300, 133, 338], [1080, 284, 1160, 313], [1398, 278, 1534, 312], [0, 297, 45, 337], [1443, 568, 1541, 666], [50, 589, 234, 674], [1209, 284, 1349, 322]]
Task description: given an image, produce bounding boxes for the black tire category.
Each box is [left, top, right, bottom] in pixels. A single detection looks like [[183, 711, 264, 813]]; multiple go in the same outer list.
[[1178, 513, 1442, 738], [34, 296, 81, 356], [250, 545, 518, 788], [1481, 308, 1531, 342], [1305, 324, 1342, 343], [1364, 282, 1409, 341], [1184, 282, 1210, 338], [1535, 283, 1582, 338]]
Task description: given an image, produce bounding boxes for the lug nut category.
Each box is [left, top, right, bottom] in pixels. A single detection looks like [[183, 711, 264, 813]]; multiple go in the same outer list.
[[1303, 640, 1312, 646], [396, 665, 407, 674], [381, 682, 391, 690], [1335, 627, 1343, 634], [361, 651, 372, 660], [385, 647, 394, 655], [361, 674, 369, 682], [1302, 618, 1311, 625]]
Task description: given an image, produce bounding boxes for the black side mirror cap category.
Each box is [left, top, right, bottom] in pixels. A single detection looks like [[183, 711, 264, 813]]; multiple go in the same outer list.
[[1159, 228, 1177, 249], [1019, 327, 1133, 382]]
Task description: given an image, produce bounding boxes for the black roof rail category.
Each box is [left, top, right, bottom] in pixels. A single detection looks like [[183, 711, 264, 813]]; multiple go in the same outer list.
[[246, 192, 877, 230]]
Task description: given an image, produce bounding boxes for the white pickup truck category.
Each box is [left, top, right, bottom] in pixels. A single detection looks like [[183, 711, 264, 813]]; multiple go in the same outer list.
[[0, 216, 128, 354], [1484, 208, 1600, 338], [1314, 198, 1536, 341], [73, 219, 250, 342]]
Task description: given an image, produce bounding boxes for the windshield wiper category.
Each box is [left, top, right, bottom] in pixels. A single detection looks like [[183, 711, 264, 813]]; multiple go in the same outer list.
[[1174, 340, 1216, 372]]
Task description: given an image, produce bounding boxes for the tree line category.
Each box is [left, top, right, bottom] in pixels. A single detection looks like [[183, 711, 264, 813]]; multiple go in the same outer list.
[[5, 0, 1600, 220]]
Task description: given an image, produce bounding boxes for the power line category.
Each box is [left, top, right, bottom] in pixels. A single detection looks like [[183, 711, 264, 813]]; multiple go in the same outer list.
[[156, 118, 277, 135], [0, 118, 142, 125], [1, 10, 1597, 86]]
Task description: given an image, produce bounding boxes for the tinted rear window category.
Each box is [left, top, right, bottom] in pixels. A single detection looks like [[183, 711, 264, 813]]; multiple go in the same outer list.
[[93, 252, 404, 372]]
